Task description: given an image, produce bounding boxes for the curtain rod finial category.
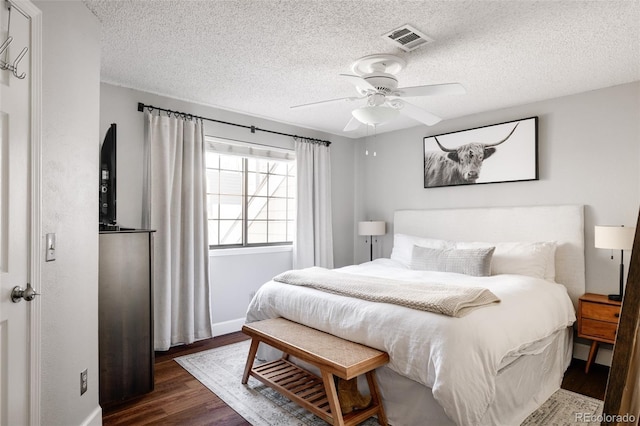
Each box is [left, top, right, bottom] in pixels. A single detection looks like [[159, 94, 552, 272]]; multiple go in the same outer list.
[[137, 102, 144, 112]]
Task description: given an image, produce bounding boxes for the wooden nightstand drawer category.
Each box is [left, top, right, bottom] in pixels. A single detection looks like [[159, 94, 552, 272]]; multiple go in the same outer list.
[[580, 318, 618, 342], [581, 302, 621, 323], [577, 293, 622, 373]]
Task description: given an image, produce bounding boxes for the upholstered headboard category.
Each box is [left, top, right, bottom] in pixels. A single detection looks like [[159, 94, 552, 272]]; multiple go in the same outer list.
[[394, 205, 585, 308]]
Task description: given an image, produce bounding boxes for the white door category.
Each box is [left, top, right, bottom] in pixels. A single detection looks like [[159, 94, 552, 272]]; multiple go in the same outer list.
[[0, 1, 39, 425]]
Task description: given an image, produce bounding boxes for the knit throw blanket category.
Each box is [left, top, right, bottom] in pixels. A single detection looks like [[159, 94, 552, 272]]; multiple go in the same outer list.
[[273, 267, 500, 318]]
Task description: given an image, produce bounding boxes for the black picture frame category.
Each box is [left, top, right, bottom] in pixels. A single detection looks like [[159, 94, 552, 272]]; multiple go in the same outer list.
[[423, 117, 538, 188]]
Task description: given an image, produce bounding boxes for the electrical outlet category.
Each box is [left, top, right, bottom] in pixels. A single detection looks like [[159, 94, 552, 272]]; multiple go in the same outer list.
[[80, 369, 88, 395]]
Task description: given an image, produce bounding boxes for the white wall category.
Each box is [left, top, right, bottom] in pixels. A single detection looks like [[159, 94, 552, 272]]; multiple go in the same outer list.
[[354, 82, 640, 366], [37, 1, 102, 425], [99, 83, 357, 332], [101, 81, 640, 340], [355, 82, 640, 297], [209, 247, 293, 335]]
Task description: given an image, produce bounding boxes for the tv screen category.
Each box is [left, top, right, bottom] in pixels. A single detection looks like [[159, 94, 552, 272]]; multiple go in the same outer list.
[[99, 123, 117, 229]]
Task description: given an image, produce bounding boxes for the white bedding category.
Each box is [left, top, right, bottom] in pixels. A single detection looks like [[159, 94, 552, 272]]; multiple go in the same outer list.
[[273, 267, 500, 317], [245, 258, 576, 426]]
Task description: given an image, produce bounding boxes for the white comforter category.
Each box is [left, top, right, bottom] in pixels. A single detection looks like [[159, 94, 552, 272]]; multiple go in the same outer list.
[[245, 259, 576, 426]]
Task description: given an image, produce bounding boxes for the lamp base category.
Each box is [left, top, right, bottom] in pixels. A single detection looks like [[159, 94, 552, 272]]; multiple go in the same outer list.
[[608, 293, 622, 302]]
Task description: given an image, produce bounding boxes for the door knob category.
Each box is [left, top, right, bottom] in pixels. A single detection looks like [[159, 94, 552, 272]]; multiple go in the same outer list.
[[11, 283, 40, 303]]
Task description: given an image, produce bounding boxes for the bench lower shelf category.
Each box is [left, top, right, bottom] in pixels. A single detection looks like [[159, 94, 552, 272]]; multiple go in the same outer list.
[[250, 358, 382, 426]]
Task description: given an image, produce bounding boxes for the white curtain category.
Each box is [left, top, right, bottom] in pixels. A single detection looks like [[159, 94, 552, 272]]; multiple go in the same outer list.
[[293, 138, 334, 269], [143, 112, 213, 351]]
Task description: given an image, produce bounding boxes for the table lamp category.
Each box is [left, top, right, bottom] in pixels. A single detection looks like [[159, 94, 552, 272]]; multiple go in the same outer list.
[[595, 225, 636, 301], [358, 221, 386, 261]]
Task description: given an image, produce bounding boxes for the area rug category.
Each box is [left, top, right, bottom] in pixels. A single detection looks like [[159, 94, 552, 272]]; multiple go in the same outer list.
[[175, 340, 603, 426], [520, 388, 603, 426]]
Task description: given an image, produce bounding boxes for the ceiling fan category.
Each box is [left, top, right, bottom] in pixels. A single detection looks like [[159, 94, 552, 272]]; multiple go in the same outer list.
[[291, 54, 466, 132]]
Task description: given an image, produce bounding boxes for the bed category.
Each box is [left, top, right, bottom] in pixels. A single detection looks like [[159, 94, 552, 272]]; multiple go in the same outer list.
[[245, 205, 585, 426]]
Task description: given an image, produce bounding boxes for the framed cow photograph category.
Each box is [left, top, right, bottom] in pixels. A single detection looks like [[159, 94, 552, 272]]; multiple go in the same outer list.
[[423, 117, 538, 188]]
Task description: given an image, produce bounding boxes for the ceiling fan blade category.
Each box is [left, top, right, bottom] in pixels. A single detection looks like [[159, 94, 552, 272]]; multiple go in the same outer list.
[[398, 100, 442, 126], [290, 96, 360, 109], [395, 83, 466, 97], [339, 74, 377, 92], [343, 116, 361, 132]]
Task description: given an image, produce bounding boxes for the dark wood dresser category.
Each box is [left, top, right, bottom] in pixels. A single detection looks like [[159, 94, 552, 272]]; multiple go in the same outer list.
[[98, 229, 155, 407]]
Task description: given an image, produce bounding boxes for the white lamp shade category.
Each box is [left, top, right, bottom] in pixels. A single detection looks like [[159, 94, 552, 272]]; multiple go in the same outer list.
[[358, 221, 386, 236], [594, 225, 636, 250], [352, 106, 399, 126]]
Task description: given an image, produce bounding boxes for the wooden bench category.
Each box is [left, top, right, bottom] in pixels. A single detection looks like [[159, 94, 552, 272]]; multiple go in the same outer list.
[[242, 318, 389, 426]]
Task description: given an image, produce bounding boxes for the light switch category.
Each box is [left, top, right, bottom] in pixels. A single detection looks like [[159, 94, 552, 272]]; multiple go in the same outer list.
[[46, 233, 55, 262]]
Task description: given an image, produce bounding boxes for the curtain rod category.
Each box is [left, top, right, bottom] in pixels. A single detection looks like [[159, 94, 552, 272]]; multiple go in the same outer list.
[[137, 102, 331, 146]]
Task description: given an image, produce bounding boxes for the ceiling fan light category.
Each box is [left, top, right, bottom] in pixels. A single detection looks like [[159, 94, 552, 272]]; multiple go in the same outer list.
[[352, 106, 399, 125]]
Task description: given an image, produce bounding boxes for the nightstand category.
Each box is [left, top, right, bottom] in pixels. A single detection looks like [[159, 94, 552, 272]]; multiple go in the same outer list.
[[577, 293, 622, 373]]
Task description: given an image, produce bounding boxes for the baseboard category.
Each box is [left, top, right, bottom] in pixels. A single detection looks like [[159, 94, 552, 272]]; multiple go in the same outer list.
[[81, 406, 102, 426], [212, 317, 245, 337], [573, 342, 613, 367]]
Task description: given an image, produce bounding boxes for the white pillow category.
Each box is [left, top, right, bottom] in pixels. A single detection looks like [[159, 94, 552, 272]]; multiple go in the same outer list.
[[390, 233, 452, 267], [455, 241, 557, 281], [410, 245, 495, 277]]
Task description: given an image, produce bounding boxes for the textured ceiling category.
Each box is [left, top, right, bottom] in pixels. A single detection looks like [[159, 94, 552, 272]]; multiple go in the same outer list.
[[84, 0, 640, 139]]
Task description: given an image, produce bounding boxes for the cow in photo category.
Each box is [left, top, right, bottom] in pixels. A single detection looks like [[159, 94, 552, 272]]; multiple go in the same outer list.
[[424, 123, 519, 187]]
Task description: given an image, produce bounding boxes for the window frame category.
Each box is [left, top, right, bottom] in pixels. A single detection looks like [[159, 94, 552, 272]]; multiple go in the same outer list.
[[206, 148, 295, 250]]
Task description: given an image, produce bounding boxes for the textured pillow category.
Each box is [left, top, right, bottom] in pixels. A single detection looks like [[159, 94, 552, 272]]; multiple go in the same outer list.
[[410, 245, 495, 277], [390, 234, 452, 267], [456, 241, 557, 281]]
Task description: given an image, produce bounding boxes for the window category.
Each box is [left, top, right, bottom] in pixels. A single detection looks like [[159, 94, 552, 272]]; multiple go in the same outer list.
[[206, 149, 296, 248]]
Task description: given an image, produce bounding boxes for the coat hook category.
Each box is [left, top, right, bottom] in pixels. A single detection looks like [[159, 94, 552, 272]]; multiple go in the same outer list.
[[0, 35, 12, 57], [0, 0, 28, 80], [10, 46, 27, 79]]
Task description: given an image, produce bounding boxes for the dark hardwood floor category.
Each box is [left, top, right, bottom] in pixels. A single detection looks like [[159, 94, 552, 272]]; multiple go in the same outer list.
[[102, 332, 251, 426], [562, 357, 610, 400], [103, 332, 609, 425]]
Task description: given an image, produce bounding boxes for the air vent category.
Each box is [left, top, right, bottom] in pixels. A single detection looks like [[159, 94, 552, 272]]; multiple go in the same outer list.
[[382, 25, 433, 52]]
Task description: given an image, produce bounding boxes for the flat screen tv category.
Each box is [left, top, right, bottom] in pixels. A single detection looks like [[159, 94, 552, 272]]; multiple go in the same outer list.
[[99, 123, 117, 230]]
